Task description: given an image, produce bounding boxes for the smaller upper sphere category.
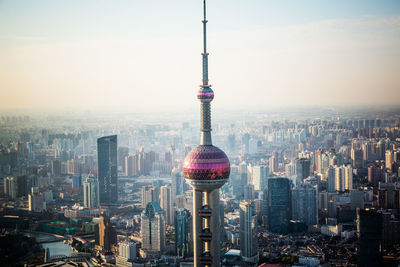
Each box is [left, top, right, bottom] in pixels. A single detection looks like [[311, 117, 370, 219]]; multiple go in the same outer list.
[[197, 86, 214, 102]]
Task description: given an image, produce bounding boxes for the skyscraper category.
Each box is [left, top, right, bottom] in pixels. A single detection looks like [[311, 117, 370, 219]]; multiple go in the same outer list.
[[172, 167, 186, 199], [16, 175, 28, 198], [4, 177, 17, 200], [125, 154, 138, 177], [51, 160, 62, 176], [243, 184, 255, 201], [175, 208, 193, 259], [141, 185, 159, 208], [141, 202, 165, 258], [97, 135, 118, 204], [72, 174, 82, 190], [267, 177, 291, 234], [160, 185, 174, 225], [327, 166, 336, 192], [98, 214, 117, 251], [183, 1, 230, 265], [385, 150, 393, 170], [357, 209, 383, 267], [334, 165, 353, 192], [83, 177, 100, 208], [239, 201, 258, 265], [351, 148, 364, 169], [252, 165, 268, 191], [295, 158, 311, 185], [291, 183, 318, 226]]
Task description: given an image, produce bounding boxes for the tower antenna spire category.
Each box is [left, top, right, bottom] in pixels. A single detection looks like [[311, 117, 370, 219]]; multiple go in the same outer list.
[[202, 0, 208, 86]]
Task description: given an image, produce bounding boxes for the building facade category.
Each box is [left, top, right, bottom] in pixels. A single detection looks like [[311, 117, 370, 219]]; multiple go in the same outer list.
[[239, 201, 258, 265], [141, 202, 165, 257], [97, 135, 118, 204], [291, 183, 318, 226], [160, 185, 174, 225], [267, 177, 291, 234], [175, 208, 193, 258], [83, 177, 100, 208]]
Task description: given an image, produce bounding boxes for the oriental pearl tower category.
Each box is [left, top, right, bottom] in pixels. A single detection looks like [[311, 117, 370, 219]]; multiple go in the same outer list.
[[183, 1, 230, 266]]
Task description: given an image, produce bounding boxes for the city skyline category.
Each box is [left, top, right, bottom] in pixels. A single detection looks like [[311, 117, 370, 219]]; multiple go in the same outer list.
[[1, 0, 400, 111], [1, 1, 400, 266]]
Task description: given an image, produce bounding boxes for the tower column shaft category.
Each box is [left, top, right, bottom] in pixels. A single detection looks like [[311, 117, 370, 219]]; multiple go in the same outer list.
[[200, 102, 212, 145], [209, 189, 220, 267], [193, 189, 203, 267]]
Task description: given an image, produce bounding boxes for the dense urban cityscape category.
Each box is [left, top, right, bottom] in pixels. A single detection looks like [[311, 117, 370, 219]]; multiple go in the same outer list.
[[1, 0, 400, 266], [1, 106, 400, 266]]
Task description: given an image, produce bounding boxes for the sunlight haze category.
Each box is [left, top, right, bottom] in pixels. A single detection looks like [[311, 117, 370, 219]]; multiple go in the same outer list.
[[1, 0, 400, 110]]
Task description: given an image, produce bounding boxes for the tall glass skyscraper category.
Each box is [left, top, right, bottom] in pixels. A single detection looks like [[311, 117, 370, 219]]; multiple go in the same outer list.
[[267, 177, 291, 234], [295, 158, 311, 185], [83, 177, 100, 208], [97, 135, 118, 204], [239, 201, 258, 265], [175, 208, 192, 258], [291, 183, 318, 226], [252, 165, 268, 191]]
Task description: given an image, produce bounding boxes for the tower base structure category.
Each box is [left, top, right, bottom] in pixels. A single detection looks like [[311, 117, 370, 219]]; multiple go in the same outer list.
[[192, 186, 221, 267]]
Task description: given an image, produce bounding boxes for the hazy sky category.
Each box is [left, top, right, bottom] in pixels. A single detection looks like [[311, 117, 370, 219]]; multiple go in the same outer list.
[[1, 0, 400, 111]]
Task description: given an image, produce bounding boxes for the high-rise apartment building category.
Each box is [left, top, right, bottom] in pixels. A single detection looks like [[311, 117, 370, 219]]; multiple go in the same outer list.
[[182, 1, 231, 265], [239, 201, 258, 265], [118, 146, 129, 173], [51, 160, 62, 176], [327, 166, 336, 192], [141, 185, 159, 208], [315, 149, 324, 174], [295, 158, 311, 185], [266, 177, 291, 234], [252, 165, 268, 191], [83, 177, 100, 208], [4, 177, 17, 200], [269, 153, 279, 173], [334, 165, 353, 192], [351, 148, 364, 169], [141, 202, 165, 257], [125, 154, 138, 177], [28, 188, 46, 212], [385, 150, 393, 170], [118, 241, 136, 260], [160, 185, 174, 225], [116, 240, 137, 267], [344, 165, 353, 190], [97, 135, 118, 204]]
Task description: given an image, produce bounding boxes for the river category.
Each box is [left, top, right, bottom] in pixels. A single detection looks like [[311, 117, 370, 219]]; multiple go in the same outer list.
[[23, 232, 73, 257], [41, 241, 74, 257]]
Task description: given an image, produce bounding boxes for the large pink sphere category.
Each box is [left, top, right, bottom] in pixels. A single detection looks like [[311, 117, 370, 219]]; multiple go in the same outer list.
[[183, 145, 230, 180]]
